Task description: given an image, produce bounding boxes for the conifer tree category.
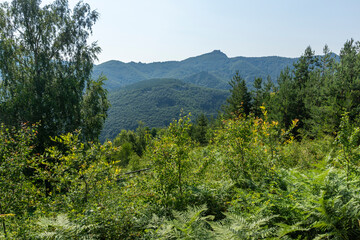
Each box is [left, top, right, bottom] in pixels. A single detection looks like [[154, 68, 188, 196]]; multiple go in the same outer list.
[[252, 77, 264, 117], [272, 67, 298, 129], [304, 45, 337, 135], [190, 113, 209, 145], [335, 39, 360, 121], [223, 71, 252, 117]]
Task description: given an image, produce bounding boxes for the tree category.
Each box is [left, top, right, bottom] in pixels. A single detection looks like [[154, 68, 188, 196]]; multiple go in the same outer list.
[[271, 67, 298, 129], [271, 47, 317, 132], [304, 45, 337, 136], [190, 113, 209, 145], [291, 46, 317, 132], [150, 115, 194, 208], [251, 77, 264, 117], [335, 39, 360, 121], [293, 46, 317, 90], [223, 71, 252, 117], [0, 123, 41, 237], [0, 0, 108, 150], [81, 76, 110, 142]]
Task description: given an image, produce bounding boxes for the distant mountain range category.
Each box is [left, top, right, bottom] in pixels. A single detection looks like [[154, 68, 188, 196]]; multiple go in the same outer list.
[[95, 50, 300, 140], [100, 78, 228, 141], [93, 50, 298, 91]]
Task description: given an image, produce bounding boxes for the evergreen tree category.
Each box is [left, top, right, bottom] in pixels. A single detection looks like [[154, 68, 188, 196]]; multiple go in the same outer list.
[[251, 77, 264, 117], [335, 39, 360, 121], [291, 46, 317, 132], [223, 71, 252, 118], [190, 113, 209, 145], [304, 45, 337, 135], [293, 46, 317, 90], [271, 47, 318, 133], [272, 67, 298, 129]]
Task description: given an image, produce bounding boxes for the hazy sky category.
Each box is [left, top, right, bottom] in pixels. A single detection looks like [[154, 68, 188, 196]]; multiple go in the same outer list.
[[5, 0, 360, 63]]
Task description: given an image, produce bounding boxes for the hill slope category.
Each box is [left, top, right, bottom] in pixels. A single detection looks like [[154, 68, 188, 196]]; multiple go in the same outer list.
[[93, 50, 298, 91], [100, 78, 229, 141]]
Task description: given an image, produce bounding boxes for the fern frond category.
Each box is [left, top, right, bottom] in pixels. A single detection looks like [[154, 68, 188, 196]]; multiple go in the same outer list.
[[211, 212, 277, 240], [276, 222, 309, 238], [146, 204, 214, 239], [34, 214, 97, 240]]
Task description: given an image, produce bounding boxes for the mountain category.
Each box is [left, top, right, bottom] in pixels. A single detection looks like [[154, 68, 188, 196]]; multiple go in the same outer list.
[[93, 50, 298, 91], [182, 71, 228, 89], [100, 78, 229, 141]]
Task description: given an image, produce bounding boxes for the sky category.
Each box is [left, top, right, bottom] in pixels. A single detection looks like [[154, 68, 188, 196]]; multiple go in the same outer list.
[[4, 0, 360, 63]]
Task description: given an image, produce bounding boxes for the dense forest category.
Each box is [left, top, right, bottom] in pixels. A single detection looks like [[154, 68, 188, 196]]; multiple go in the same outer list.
[[2, 1, 360, 240], [100, 78, 228, 141]]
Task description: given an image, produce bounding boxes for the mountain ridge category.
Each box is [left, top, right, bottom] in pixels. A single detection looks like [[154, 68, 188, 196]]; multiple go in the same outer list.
[[93, 50, 298, 91]]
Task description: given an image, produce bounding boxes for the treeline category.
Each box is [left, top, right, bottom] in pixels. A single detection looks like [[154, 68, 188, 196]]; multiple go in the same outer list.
[[225, 41, 360, 138]]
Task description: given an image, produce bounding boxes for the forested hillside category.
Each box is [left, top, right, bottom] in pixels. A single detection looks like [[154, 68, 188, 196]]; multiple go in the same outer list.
[[97, 52, 298, 140], [100, 78, 228, 141], [2, 0, 360, 239], [93, 50, 297, 90]]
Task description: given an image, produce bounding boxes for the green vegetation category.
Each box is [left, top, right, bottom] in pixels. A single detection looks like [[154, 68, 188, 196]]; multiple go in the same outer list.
[[0, 0, 109, 150], [97, 53, 298, 140], [223, 71, 252, 117], [2, 1, 360, 239], [93, 50, 297, 91], [2, 107, 360, 239], [100, 78, 228, 141]]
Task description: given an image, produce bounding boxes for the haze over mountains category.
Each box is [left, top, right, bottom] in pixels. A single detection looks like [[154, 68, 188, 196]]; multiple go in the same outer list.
[[95, 50, 299, 141], [93, 50, 298, 91]]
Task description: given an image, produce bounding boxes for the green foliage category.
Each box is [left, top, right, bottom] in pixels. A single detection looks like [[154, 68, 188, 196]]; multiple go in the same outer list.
[[43, 132, 120, 209], [111, 123, 149, 167], [81, 75, 110, 142], [210, 213, 277, 240], [189, 113, 210, 145], [334, 39, 360, 122], [266, 40, 360, 138], [331, 113, 360, 182], [296, 169, 360, 239], [3, 19, 360, 239], [146, 205, 214, 240], [33, 214, 97, 240], [214, 108, 295, 185], [251, 77, 265, 117], [3, 104, 360, 240], [281, 136, 333, 169], [0, 0, 108, 148], [270, 67, 298, 129], [223, 71, 252, 117], [303, 45, 337, 136], [0, 123, 41, 238], [148, 114, 195, 208]]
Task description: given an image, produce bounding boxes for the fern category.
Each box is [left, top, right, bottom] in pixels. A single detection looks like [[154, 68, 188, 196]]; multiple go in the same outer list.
[[210, 212, 277, 240], [295, 169, 360, 239], [33, 214, 97, 240], [146, 204, 214, 239]]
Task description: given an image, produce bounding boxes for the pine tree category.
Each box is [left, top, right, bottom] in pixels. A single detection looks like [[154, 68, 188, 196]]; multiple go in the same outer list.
[[223, 71, 252, 118], [252, 77, 264, 117]]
